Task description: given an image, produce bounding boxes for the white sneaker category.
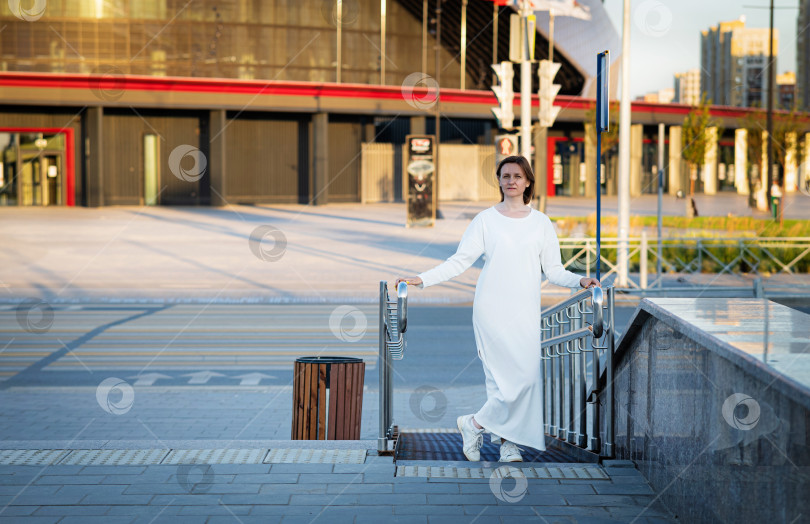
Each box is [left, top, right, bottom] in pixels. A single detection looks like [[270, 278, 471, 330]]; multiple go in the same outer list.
[[499, 440, 523, 462], [456, 414, 484, 461]]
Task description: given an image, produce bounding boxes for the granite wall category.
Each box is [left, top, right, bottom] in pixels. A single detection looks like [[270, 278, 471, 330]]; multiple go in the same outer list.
[[604, 302, 810, 523]]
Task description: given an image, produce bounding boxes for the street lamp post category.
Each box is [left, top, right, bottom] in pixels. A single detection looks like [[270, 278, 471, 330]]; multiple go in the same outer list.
[[617, 0, 631, 288]]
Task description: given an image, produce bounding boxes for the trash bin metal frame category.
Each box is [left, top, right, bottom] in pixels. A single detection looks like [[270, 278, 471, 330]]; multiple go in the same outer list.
[[378, 281, 408, 453]]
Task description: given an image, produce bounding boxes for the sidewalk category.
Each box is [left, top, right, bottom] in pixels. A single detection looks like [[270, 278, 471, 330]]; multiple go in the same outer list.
[[0, 441, 674, 524], [1, 199, 808, 305], [0, 198, 801, 523]]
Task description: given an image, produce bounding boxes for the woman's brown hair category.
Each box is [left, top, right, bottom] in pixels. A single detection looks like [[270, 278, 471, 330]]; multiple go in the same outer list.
[[496, 155, 535, 205]]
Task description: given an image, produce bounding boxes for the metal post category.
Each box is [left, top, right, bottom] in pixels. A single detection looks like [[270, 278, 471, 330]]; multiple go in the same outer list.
[[604, 287, 615, 457], [548, 10, 554, 62], [460, 0, 467, 90], [657, 123, 664, 287], [380, 0, 386, 85], [617, 0, 631, 287], [422, 0, 428, 76], [492, 2, 498, 85], [596, 128, 602, 282], [577, 303, 587, 447], [766, 0, 774, 207], [434, 0, 442, 218], [562, 311, 571, 441], [589, 312, 601, 453], [542, 320, 549, 434], [520, 0, 531, 161], [336, 0, 342, 83], [567, 305, 577, 444], [548, 314, 557, 437], [641, 231, 648, 289], [556, 314, 565, 440], [377, 282, 387, 452]]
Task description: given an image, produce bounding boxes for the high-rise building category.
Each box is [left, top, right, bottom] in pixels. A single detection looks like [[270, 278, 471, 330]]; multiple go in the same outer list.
[[777, 71, 797, 109], [799, 0, 810, 110], [674, 69, 701, 105], [700, 17, 778, 107], [637, 88, 675, 104]]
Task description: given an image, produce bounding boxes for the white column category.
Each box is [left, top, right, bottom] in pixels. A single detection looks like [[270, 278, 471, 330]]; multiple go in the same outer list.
[[785, 132, 797, 193], [703, 127, 718, 195], [630, 124, 643, 197], [757, 130, 768, 211], [734, 128, 748, 195], [668, 126, 682, 196]]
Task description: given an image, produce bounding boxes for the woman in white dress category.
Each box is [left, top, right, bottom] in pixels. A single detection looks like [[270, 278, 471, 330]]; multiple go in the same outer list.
[[395, 155, 600, 462]]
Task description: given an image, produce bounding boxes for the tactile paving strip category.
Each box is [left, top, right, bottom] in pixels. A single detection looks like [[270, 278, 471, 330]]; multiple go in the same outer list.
[[163, 449, 267, 465], [395, 464, 610, 480], [60, 449, 170, 465], [263, 448, 367, 464], [0, 449, 71, 466], [400, 428, 459, 433]]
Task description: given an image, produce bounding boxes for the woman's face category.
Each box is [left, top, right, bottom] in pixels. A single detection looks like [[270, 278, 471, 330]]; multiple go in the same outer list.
[[498, 162, 529, 198]]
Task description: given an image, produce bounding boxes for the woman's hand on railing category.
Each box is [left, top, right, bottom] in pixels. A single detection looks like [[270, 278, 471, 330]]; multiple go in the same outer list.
[[394, 276, 422, 288], [580, 277, 601, 289]]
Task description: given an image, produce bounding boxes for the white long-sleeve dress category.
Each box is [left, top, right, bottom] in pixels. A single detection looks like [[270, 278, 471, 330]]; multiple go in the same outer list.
[[417, 205, 582, 450]]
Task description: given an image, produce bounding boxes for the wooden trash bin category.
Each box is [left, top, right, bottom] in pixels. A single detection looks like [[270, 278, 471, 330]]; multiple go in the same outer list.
[[292, 356, 365, 440]]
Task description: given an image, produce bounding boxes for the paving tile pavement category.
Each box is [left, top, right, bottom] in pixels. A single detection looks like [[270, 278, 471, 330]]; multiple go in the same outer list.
[[0, 456, 676, 523]]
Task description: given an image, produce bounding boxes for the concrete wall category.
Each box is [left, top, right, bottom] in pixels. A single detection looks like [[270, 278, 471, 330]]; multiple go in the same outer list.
[[372, 143, 500, 204], [605, 299, 810, 523], [361, 143, 395, 203]]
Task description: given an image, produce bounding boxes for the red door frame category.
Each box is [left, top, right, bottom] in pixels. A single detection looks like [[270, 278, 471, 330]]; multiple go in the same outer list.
[[545, 136, 584, 197], [0, 127, 75, 206]]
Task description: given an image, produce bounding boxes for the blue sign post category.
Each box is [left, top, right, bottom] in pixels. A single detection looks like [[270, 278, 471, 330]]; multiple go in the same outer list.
[[595, 51, 609, 282]]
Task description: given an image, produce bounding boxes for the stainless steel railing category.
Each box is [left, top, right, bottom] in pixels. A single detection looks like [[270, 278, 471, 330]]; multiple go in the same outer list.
[[378, 281, 408, 453], [541, 286, 615, 457]]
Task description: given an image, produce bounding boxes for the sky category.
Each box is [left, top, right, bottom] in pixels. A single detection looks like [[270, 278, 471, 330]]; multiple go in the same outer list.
[[601, 0, 803, 98]]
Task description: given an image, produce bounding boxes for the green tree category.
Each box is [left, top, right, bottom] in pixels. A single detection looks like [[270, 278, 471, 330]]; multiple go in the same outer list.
[[772, 108, 808, 223], [681, 94, 716, 218], [772, 108, 808, 185]]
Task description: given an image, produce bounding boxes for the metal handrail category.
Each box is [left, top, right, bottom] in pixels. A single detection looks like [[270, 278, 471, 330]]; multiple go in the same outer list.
[[378, 281, 408, 453], [541, 285, 615, 456]]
